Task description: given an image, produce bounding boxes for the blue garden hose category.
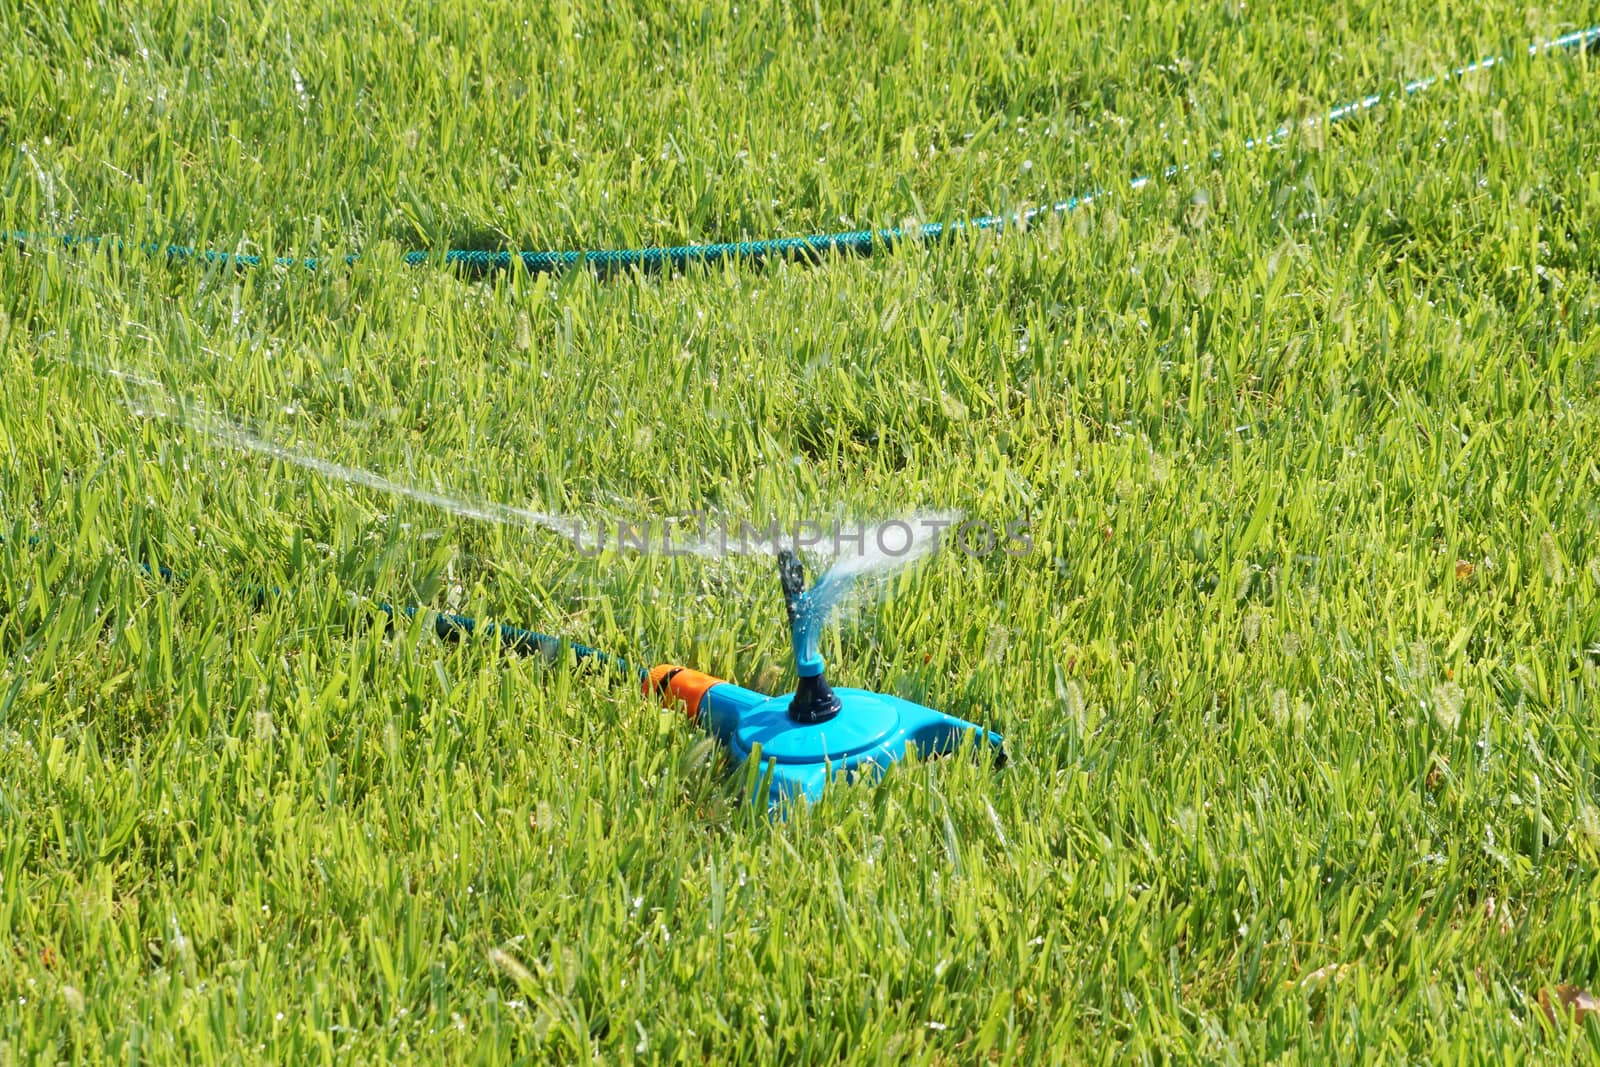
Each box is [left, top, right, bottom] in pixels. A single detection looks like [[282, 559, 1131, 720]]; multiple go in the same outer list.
[[2, 27, 1594, 276], [383, 602, 642, 679], [0, 530, 638, 676]]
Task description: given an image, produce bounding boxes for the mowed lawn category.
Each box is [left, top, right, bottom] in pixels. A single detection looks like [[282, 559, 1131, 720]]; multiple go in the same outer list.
[[3, 1, 1600, 1061]]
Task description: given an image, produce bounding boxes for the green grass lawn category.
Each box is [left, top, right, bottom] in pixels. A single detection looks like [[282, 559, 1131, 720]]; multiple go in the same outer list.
[[4, 0, 1600, 1060]]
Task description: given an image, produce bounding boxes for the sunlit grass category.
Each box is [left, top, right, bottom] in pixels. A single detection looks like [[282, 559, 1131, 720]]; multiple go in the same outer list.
[[3, 1, 1600, 1061]]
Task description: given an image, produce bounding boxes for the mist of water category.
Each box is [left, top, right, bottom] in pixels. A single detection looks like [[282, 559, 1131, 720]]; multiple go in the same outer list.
[[78, 358, 958, 657], [96, 363, 955, 580], [127, 390, 598, 546], [792, 511, 959, 669]]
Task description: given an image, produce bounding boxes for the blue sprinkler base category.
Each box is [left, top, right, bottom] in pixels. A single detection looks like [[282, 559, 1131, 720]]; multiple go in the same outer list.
[[653, 671, 1004, 806]]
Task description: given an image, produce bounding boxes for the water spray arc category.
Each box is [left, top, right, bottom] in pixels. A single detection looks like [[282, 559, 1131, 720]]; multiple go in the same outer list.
[[50, 381, 1000, 806]]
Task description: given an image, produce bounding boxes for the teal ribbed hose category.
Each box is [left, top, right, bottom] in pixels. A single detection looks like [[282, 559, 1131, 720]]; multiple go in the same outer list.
[[2, 27, 1593, 276], [2, 211, 1031, 273], [386, 603, 643, 680]]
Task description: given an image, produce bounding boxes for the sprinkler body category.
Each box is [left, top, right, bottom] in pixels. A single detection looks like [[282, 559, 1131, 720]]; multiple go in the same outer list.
[[647, 550, 1003, 805], [649, 666, 1004, 805]]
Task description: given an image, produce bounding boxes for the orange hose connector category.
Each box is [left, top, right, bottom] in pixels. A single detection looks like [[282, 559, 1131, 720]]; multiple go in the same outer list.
[[646, 664, 725, 720]]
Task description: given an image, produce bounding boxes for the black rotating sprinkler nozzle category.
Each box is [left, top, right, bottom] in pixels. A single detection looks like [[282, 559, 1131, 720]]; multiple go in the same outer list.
[[777, 549, 842, 725]]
